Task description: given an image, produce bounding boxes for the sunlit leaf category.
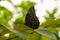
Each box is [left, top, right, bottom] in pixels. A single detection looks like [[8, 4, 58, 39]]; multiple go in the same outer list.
[[0, 6, 13, 23]]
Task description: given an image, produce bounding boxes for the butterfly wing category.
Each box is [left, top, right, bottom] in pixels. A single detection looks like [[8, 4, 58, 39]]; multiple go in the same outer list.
[[25, 6, 40, 29]]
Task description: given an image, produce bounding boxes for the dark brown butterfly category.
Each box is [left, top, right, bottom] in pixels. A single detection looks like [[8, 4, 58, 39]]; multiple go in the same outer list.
[[25, 6, 40, 29]]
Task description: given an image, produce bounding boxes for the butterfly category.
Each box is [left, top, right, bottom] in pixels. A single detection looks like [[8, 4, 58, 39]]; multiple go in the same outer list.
[[25, 6, 40, 29]]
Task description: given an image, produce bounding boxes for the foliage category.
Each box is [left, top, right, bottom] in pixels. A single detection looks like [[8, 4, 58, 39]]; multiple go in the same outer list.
[[0, 0, 60, 40]]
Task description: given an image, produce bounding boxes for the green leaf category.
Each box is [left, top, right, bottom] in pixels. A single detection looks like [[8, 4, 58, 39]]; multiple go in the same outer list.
[[40, 20, 57, 28], [14, 24, 34, 34], [57, 27, 60, 31], [11, 37, 22, 40], [41, 35, 52, 40], [7, 32, 17, 40], [11, 30, 29, 40], [7, 0, 11, 2], [0, 6, 13, 34], [54, 33, 60, 40], [0, 27, 3, 34], [17, 1, 35, 13], [0, 37, 6, 40], [0, 6, 13, 23], [45, 8, 57, 20], [35, 28, 57, 40], [56, 19, 60, 25], [14, 16, 25, 25], [0, 24, 10, 35], [13, 24, 35, 40], [6, 32, 23, 40], [47, 27, 58, 34], [26, 33, 41, 40], [52, 8, 57, 15]]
